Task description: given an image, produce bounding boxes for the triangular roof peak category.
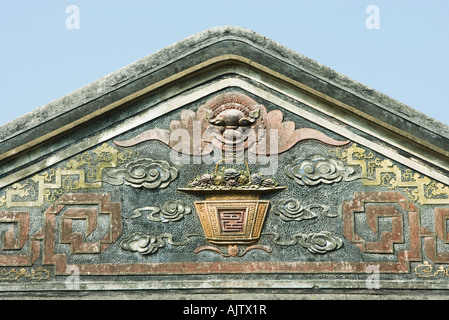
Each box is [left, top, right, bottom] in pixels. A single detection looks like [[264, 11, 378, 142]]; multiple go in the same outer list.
[[1, 26, 448, 187], [2, 26, 449, 297]]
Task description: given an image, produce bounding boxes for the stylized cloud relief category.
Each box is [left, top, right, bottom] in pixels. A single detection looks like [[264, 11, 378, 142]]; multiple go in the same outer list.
[[120, 232, 166, 255], [120, 232, 199, 255], [131, 201, 191, 222], [264, 231, 343, 254], [300, 231, 343, 254], [271, 198, 333, 222], [159, 201, 191, 222], [102, 158, 178, 189], [284, 155, 359, 186]]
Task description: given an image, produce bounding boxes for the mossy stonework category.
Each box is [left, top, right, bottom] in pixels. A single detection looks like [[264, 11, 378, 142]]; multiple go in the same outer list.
[[1, 27, 449, 298]]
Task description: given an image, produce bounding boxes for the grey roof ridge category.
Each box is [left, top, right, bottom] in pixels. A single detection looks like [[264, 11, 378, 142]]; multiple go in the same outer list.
[[1, 25, 447, 144]]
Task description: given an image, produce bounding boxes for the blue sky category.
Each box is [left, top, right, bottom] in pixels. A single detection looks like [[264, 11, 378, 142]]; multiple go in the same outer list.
[[0, 0, 448, 126]]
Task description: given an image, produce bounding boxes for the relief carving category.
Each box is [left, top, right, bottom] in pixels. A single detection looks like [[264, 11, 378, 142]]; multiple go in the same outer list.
[[264, 231, 343, 254], [0, 143, 135, 208], [271, 198, 335, 222], [284, 155, 359, 186], [333, 143, 449, 205], [114, 92, 349, 155], [0, 267, 50, 282], [4, 91, 449, 280], [112, 92, 351, 255], [120, 232, 201, 255], [102, 158, 178, 189], [415, 261, 449, 278], [194, 244, 273, 257], [130, 201, 192, 222]]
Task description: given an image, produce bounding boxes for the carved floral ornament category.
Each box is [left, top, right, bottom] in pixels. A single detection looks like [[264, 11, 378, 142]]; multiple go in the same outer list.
[[4, 91, 449, 281], [111, 92, 351, 253]]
